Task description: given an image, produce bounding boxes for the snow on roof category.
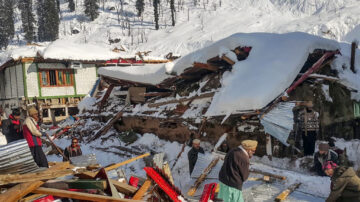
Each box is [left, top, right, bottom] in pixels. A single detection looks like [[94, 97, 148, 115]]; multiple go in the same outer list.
[[40, 40, 133, 61], [97, 63, 173, 85], [169, 32, 339, 116], [0, 46, 43, 67]]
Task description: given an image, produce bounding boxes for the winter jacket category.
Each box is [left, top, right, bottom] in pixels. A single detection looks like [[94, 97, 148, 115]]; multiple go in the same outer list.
[[326, 166, 360, 202], [23, 117, 42, 147], [63, 145, 82, 161], [188, 147, 205, 174], [1, 115, 23, 143], [314, 149, 339, 176], [218, 146, 250, 190]]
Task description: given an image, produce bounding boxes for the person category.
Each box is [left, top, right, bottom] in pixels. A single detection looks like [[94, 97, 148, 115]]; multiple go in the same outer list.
[[218, 140, 258, 202], [1, 108, 23, 143], [313, 143, 339, 176], [63, 137, 82, 161], [298, 106, 319, 156], [328, 137, 351, 167], [188, 139, 204, 175], [323, 161, 360, 202], [218, 141, 230, 153], [23, 107, 48, 168]]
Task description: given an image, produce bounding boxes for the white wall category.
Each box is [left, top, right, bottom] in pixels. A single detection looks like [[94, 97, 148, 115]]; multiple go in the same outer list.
[[75, 64, 97, 95], [25, 63, 39, 98], [41, 86, 75, 97]]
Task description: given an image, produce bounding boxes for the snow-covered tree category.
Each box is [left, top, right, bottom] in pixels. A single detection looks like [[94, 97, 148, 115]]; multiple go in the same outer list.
[[19, 0, 36, 43], [37, 0, 60, 42], [84, 0, 99, 21], [4, 0, 14, 40], [68, 0, 75, 12], [0, 1, 8, 49], [170, 0, 175, 26], [136, 0, 145, 17], [153, 0, 159, 30]]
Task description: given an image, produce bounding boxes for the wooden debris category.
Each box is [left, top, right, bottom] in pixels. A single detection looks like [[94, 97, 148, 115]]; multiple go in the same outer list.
[[19, 194, 46, 202], [248, 176, 271, 182], [0, 181, 44, 202], [187, 158, 220, 196], [193, 62, 219, 72], [32, 187, 141, 202], [162, 162, 174, 185], [275, 183, 302, 202], [98, 84, 115, 108], [250, 169, 286, 180], [110, 179, 138, 195], [221, 55, 235, 65], [132, 179, 152, 200], [148, 92, 215, 108], [105, 153, 150, 171]]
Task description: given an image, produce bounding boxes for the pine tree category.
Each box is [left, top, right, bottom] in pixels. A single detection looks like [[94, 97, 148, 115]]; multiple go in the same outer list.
[[37, 0, 60, 42], [19, 0, 36, 43], [0, 1, 9, 49], [4, 0, 14, 40], [170, 0, 175, 26], [153, 0, 159, 30], [84, 0, 99, 21], [136, 0, 144, 17], [68, 0, 75, 12]]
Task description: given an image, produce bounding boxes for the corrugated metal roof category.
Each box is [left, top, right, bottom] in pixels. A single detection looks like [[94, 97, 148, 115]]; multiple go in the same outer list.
[[0, 140, 39, 174]]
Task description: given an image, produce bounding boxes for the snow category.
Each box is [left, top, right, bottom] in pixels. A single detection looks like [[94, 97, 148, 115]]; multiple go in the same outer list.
[[333, 138, 360, 170], [97, 63, 172, 85], [178, 32, 340, 116], [321, 84, 333, 102], [0, 132, 7, 145], [77, 95, 97, 113], [0, 46, 43, 67]]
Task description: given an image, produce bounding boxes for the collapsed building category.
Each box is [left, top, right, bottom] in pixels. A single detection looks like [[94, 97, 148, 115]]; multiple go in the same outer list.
[[85, 32, 360, 157]]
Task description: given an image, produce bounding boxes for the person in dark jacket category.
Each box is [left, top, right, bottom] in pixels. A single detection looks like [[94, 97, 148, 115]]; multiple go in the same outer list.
[[218, 141, 230, 153], [323, 161, 360, 202], [63, 137, 82, 161], [23, 107, 48, 168], [218, 140, 258, 202], [313, 143, 339, 176], [188, 139, 204, 175], [1, 108, 23, 143]]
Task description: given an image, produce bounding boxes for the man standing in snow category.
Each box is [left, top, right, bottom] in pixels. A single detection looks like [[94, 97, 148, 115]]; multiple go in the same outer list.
[[2, 108, 23, 143], [323, 161, 360, 202], [188, 139, 204, 175], [218, 140, 258, 202], [23, 107, 48, 168], [313, 143, 338, 176], [63, 137, 82, 161]]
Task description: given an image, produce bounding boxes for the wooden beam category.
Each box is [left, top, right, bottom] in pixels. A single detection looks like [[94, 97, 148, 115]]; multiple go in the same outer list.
[[250, 169, 286, 180], [32, 187, 142, 202], [105, 153, 150, 171], [193, 62, 218, 72], [132, 179, 152, 200], [221, 55, 235, 65], [0, 169, 75, 185], [148, 92, 215, 108], [90, 110, 124, 141], [19, 194, 46, 202], [275, 183, 301, 202], [0, 181, 44, 202], [99, 84, 115, 108], [110, 179, 138, 195], [162, 163, 174, 185]]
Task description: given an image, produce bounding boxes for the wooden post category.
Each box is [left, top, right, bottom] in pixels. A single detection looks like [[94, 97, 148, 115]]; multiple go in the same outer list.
[[132, 179, 152, 200], [351, 41, 358, 73], [0, 181, 44, 202], [275, 183, 301, 202], [266, 134, 272, 161]]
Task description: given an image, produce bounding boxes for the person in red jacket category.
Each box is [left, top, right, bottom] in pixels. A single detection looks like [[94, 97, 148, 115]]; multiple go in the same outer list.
[[23, 107, 48, 168]]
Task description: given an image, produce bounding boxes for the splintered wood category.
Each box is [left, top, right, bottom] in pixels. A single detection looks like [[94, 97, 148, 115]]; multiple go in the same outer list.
[[275, 183, 302, 202]]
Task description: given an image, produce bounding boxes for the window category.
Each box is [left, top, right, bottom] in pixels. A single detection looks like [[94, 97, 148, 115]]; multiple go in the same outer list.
[[39, 69, 74, 87]]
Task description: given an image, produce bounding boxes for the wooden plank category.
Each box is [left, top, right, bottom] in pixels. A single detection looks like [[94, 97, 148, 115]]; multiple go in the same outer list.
[[110, 179, 138, 195], [132, 179, 152, 200], [99, 84, 115, 108], [20, 194, 46, 202], [193, 62, 218, 72], [105, 153, 150, 171], [0, 181, 44, 202], [275, 183, 301, 202], [221, 55, 235, 65], [32, 187, 142, 202], [162, 163, 174, 185], [250, 169, 286, 180], [0, 169, 75, 185], [148, 92, 215, 108]]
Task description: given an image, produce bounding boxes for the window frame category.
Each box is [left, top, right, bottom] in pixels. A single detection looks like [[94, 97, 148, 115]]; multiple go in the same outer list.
[[39, 68, 74, 87]]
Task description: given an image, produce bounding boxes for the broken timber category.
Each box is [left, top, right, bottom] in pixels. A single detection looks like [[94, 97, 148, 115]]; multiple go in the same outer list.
[[250, 169, 286, 180], [275, 183, 302, 202], [111, 179, 138, 195], [187, 158, 220, 196], [132, 179, 152, 200], [148, 92, 215, 108], [32, 187, 142, 202], [221, 55, 235, 65], [105, 153, 150, 171], [0, 181, 44, 202]]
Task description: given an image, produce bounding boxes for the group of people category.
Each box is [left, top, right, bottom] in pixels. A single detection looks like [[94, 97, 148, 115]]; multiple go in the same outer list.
[[188, 137, 360, 202], [0, 107, 82, 168]]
